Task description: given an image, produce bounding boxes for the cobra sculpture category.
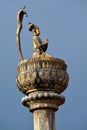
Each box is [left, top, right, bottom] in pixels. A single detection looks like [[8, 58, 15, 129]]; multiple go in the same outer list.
[[16, 6, 28, 61]]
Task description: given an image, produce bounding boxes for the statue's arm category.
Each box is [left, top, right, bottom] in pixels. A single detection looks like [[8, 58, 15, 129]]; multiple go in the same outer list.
[[44, 38, 49, 45]]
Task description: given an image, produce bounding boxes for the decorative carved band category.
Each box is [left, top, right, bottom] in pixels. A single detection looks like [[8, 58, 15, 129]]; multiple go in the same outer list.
[[16, 57, 67, 74], [21, 91, 65, 111], [16, 57, 69, 95]]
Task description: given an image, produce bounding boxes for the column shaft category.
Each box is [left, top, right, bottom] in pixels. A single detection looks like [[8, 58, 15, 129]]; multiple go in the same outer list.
[[33, 109, 56, 130]]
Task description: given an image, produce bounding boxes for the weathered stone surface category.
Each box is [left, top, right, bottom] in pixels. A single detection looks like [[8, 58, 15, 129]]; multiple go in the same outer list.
[[21, 91, 65, 111], [16, 55, 69, 130], [16, 57, 69, 95], [34, 109, 56, 130]]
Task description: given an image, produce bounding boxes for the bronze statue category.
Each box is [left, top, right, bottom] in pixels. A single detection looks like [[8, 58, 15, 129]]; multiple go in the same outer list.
[[16, 8, 50, 59], [16, 6, 28, 61], [29, 23, 48, 55]]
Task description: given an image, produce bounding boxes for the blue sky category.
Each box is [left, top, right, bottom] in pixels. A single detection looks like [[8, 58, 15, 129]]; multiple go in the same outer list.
[[0, 0, 87, 130]]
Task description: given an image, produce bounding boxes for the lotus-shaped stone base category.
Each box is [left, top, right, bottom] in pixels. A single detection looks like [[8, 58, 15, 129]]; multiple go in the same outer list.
[[16, 56, 69, 95]]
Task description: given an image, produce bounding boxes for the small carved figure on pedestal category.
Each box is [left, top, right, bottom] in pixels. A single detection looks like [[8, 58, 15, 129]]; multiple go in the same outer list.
[[29, 23, 49, 57]]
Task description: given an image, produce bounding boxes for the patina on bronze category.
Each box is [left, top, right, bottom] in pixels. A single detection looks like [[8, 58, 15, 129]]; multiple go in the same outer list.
[[16, 8, 69, 130], [16, 6, 28, 61], [29, 23, 48, 55]]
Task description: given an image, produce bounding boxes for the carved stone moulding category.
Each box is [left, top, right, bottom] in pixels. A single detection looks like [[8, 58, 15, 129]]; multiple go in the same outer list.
[[21, 91, 65, 112], [16, 57, 69, 95]]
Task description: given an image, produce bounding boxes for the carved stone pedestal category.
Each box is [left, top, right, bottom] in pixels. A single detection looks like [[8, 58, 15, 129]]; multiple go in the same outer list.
[[21, 90, 65, 130], [16, 55, 69, 130]]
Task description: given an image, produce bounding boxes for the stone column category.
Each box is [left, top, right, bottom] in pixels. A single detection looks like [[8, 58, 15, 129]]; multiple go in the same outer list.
[[16, 56, 69, 130], [33, 109, 55, 130]]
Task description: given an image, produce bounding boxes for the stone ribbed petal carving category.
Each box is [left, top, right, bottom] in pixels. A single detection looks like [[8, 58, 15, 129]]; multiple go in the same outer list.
[[16, 57, 69, 95]]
